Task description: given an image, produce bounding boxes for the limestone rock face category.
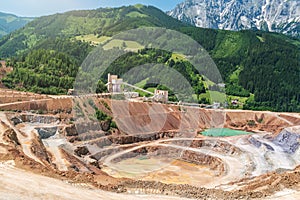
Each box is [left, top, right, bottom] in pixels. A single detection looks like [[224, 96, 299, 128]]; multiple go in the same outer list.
[[74, 146, 90, 157], [273, 129, 300, 154], [65, 124, 78, 137], [168, 0, 300, 38]]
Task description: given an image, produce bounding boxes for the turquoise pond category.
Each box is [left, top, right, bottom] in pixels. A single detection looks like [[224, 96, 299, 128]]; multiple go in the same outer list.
[[201, 128, 252, 137]]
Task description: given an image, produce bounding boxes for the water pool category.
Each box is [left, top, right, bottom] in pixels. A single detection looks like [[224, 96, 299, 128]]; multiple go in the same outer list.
[[201, 128, 252, 137]]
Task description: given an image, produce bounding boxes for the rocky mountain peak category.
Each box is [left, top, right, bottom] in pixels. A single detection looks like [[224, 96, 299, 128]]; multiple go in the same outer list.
[[168, 0, 300, 37]]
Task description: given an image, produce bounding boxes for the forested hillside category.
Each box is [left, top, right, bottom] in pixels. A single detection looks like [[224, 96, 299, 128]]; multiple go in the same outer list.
[[0, 5, 299, 112], [0, 12, 33, 38], [0, 5, 186, 58], [179, 28, 300, 112], [3, 49, 77, 94]]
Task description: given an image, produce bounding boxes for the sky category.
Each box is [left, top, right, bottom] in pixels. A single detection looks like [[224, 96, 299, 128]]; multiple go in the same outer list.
[[0, 0, 184, 17]]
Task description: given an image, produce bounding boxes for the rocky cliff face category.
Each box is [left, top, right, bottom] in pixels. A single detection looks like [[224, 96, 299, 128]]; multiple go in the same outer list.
[[168, 0, 300, 38]]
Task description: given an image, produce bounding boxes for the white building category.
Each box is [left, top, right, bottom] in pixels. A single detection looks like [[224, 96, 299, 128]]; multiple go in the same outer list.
[[107, 74, 123, 93], [153, 89, 168, 103], [213, 102, 221, 109]]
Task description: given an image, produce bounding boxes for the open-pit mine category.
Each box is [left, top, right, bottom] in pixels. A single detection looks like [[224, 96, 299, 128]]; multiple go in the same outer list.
[[0, 89, 300, 200]]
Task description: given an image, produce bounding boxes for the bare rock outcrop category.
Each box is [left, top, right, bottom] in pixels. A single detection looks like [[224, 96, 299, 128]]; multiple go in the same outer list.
[[74, 146, 90, 157]]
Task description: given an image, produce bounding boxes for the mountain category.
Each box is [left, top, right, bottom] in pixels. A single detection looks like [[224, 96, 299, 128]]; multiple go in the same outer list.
[[0, 5, 299, 112], [0, 5, 187, 58], [168, 0, 300, 38], [0, 12, 33, 38]]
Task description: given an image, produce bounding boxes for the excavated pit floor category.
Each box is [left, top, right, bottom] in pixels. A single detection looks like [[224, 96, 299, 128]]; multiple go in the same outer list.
[[101, 131, 300, 189], [103, 158, 215, 186]]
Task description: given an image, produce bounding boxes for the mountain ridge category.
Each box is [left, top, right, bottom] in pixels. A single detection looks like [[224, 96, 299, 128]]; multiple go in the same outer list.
[[168, 0, 300, 38], [0, 5, 189, 57], [0, 12, 34, 38]]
